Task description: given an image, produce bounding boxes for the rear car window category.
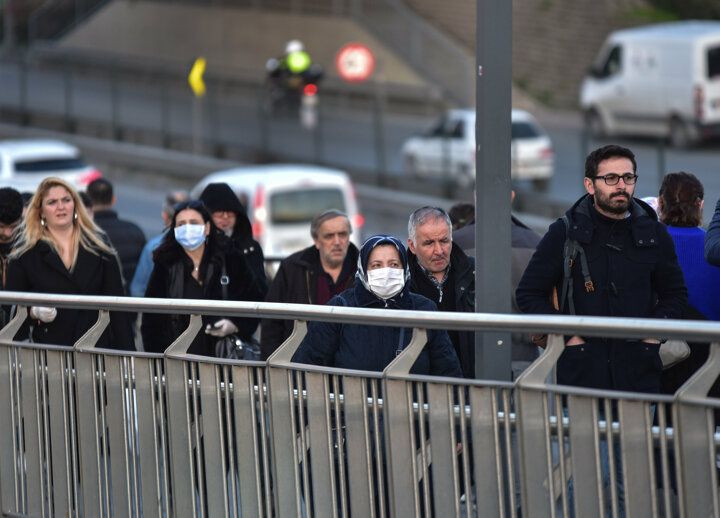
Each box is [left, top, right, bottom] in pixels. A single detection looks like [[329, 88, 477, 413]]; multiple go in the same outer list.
[[270, 188, 346, 224], [512, 121, 542, 139], [14, 157, 87, 173], [707, 46, 720, 79]]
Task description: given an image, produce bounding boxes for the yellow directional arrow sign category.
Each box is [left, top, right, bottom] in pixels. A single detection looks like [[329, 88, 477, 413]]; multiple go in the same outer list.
[[188, 57, 207, 97]]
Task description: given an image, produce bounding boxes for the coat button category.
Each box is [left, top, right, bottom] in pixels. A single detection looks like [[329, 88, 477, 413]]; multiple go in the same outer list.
[[650, 238, 655, 243], [639, 239, 644, 244]]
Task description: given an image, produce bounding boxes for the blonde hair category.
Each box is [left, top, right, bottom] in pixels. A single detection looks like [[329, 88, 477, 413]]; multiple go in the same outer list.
[[11, 177, 115, 263]]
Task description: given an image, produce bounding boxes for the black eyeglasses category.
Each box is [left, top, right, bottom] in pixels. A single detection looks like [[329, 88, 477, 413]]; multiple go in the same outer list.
[[593, 173, 638, 186]]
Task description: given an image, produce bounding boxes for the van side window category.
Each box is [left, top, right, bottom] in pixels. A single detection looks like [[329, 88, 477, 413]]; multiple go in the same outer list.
[[707, 46, 720, 79], [599, 45, 622, 78]]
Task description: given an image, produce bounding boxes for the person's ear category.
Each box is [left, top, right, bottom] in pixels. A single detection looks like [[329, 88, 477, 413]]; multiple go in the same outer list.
[[407, 238, 416, 254], [583, 177, 595, 195]]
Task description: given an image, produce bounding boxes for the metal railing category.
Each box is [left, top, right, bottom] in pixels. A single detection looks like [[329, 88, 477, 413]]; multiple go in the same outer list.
[[0, 291, 719, 516]]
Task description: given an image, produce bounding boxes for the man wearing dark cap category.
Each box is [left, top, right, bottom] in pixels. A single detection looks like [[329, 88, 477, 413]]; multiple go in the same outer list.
[[199, 182, 268, 293], [0, 187, 23, 326], [87, 178, 146, 288]]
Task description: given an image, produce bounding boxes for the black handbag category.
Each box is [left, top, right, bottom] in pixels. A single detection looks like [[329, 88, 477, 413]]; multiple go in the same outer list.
[[213, 262, 262, 361]]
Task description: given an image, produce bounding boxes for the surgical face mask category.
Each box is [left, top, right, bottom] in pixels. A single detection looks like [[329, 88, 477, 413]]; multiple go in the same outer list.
[[174, 224, 206, 251], [367, 267, 405, 299]]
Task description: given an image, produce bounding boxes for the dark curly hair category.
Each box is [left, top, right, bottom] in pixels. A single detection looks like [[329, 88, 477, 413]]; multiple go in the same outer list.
[[658, 171, 704, 227], [584, 144, 636, 178]]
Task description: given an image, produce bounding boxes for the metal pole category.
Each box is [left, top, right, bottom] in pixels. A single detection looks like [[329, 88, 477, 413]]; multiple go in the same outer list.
[[474, 0, 512, 380], [193, 96, 204, 155], [19, 52, 28, 126], [373, 63, 388, 187], [2, 0, 17, 52], [160, 77, 171, 149], [63, 64, 75, 133], [657, 137, 666, 188]]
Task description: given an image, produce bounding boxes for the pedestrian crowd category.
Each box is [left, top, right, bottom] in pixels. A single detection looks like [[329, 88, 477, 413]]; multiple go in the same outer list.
[[0, 144, 718, 389]]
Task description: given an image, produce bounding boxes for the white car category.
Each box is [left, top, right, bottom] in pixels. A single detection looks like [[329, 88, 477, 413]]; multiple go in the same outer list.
[[401, 109, 555, 189], [0, 139, 102, 193], [191, 164, 364, 260]]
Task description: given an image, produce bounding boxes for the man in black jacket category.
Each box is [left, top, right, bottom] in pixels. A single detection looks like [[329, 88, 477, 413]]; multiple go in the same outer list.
[[260, 210, 359, 359], [87, 178, 146, 288], [406, 206, 476, 378], [516, 144, 687, 394]]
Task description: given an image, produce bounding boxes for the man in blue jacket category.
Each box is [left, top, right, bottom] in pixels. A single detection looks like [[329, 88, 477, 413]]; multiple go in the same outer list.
[[516, 144, 687, 394]]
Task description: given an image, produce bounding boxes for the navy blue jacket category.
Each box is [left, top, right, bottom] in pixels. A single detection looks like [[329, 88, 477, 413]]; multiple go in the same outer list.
[[292, 281, 463, 377], [516, 195, 687, 393]]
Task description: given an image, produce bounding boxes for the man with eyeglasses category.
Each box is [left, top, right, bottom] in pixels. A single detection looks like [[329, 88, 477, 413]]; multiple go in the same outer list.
[[516, 144, 687, 514], [517, 144, 687, 394]]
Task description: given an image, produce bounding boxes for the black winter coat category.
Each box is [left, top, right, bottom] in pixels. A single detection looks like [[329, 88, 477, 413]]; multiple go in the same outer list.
[[6, 241, 135, 349], [93, 209, 146, 289], [260, 244, 358, 359], [216, 229, 268, 296], [141, 240, 266, 356], [292, 280, 463, 377], [408, 243, 475, 378], [516, 195, 688, 393]]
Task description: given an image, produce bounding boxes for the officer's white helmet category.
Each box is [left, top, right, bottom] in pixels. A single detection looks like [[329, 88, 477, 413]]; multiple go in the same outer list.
[[285, 39, 304, 54]]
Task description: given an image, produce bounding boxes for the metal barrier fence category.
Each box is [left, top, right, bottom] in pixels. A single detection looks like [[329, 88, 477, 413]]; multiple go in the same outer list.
[[0, 292, 719, 517]]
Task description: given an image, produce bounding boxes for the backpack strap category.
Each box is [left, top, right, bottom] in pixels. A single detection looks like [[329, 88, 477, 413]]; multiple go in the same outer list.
[[559, 215, 594, 315]]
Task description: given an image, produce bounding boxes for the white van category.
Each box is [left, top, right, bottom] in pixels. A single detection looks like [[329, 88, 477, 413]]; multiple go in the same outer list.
[[580, 21, 720, 147], [191, 164, 364, 259]]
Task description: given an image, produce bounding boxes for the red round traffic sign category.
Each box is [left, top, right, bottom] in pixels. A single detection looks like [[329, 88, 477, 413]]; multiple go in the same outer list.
[[336, 43, 375, 83]]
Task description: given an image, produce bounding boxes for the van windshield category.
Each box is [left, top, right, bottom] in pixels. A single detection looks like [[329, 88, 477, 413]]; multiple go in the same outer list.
[[14, 157, 86, 173], [270, 188, 346, 224], [707, 46, 720, 79]]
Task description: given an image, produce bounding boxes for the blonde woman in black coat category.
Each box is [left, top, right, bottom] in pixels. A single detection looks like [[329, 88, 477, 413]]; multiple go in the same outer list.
[[7, 177, 134, 349]]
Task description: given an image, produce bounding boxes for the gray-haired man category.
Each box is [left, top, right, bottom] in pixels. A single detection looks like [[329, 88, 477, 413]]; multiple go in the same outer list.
[[260, 209, 359, 359], [407, 206, 476, 378]]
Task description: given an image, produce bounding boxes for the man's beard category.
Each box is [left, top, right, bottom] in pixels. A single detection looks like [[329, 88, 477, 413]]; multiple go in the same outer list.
[[322, 250, 344, 269], [0, 241, 11, 256], [595, 191, 630, 215]]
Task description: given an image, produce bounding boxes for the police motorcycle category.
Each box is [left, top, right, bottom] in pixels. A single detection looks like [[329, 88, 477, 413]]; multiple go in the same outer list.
[[264, 40, 324, 128]]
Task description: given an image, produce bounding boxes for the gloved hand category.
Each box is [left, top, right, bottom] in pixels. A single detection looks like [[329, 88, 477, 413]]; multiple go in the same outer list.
[[30, 306, 57, 323], [205, 319, 238, 337]]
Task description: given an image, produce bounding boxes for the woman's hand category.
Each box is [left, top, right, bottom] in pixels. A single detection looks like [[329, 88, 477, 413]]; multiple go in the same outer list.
[[30, 306, 57, 323], [205, 319, 239, 337]]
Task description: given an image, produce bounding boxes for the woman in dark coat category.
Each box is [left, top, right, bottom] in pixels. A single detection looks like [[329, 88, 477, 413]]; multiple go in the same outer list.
[[199, 182, 268, 294], [7, 177, 134, 349], [141, 200, 266, 356], [292, 234, 462, 376]]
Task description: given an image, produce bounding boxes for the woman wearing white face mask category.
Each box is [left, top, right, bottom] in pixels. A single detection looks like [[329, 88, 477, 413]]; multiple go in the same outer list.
[[141, 200, 266, 356], [292, 235, 462, 376]]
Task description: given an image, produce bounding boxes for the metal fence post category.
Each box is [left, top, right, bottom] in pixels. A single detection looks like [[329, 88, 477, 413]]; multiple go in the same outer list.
[[674, 341, 720, 517], [516, 334, 565, 518]]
